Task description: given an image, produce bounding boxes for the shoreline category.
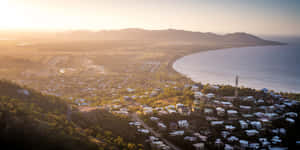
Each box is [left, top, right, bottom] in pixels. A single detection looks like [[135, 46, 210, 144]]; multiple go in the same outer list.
[[167, 43, 300, 93]]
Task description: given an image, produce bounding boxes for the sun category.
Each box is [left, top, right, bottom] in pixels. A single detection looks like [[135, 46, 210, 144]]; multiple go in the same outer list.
[[0, 1, 26, 29]]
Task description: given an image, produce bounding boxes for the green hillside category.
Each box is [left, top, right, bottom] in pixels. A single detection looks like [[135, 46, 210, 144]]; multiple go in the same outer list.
[[0, 80, 146, 150]]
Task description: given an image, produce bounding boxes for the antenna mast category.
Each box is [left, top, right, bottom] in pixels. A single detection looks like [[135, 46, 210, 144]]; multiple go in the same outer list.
[[235, 75, 239, 97]]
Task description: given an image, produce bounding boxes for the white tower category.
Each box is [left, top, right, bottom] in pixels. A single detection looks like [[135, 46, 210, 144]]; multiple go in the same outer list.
[[235, 75, 239, 97]]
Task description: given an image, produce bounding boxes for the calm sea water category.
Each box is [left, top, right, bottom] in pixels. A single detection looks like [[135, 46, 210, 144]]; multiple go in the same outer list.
[[173, 38, 300, 93]]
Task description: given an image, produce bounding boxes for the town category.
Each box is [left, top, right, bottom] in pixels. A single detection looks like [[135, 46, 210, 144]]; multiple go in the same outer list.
[[74, 82, 300, 150]]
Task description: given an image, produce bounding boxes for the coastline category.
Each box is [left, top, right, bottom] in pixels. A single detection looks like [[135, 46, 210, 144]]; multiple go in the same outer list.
[[167, 43, 295, 93]]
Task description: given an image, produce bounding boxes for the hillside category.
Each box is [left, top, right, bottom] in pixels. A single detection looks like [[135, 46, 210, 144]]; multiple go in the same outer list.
[[56, 29, 281, 45], [0, 80, 147, 150], [1, 29, 281, 45]]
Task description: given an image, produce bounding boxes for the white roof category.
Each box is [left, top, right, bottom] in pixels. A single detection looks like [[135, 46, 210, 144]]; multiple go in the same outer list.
[[227, 136, 239, 142], [211, 121, 224, 126], [286, 118, 295, 123], [240, 140, 248, 145], [216, 107, 225, 112], [169, 130, 184, 136], [240, 105, 252, 109], [138, 129, 149, 134], [227, 110, 238, 114], [225, 125, 236, 130]]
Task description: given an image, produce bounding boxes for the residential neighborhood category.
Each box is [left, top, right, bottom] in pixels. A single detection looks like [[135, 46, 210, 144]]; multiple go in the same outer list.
[[75, 83, 300, 150]]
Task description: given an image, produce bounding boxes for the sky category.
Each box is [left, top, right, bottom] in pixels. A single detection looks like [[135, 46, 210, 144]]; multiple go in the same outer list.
[[0, 0, 300, 36]]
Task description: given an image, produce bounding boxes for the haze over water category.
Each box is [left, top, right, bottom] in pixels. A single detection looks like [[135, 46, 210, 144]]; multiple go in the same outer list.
[[173, 37, 300, 93]]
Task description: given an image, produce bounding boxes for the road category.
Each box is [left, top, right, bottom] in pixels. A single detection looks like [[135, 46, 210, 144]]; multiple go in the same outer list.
[[131, 113, 182, 150]]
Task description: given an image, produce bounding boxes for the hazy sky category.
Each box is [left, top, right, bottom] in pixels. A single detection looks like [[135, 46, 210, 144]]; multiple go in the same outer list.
[[1, 0, 300, 36]]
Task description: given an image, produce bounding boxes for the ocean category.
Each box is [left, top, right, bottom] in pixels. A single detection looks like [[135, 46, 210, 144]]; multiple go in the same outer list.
[[173, 37, 300, 93]]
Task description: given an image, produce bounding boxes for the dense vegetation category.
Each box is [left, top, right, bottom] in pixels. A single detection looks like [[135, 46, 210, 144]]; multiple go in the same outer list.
[[0, 80, 146, 150]]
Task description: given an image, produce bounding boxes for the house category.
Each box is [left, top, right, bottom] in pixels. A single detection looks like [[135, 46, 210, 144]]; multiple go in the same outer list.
[[150, 140, 170, 150], [158, 110, 168, 115], [194, 99, 201, 105], [194, 133, 208, 142], [112, 105, 121, 109], [184, 136, 197, 142], [239, 120, 248, 129], [193, 143, 205, 150], [150, 117, 160, 122], [225, 125, 236, 131], [268, 147, 288, 150], [240, 105, 252, 112], [264, 113, 278, 119], [129, 121, 141, 127], [256, 99, 265, 104], [191, 85, 199, 91], [169, 130, 184, 136], [176, 103, 184, 109], [114, 110, 128, 115], [250, 121, 262, 129], [261, 88, 269, 93], [216, 107, 225, 116], [242, 114, 254, 118], [259, 138, 270, 147], [280, 128, 286, 135], [221, 101, 233, 108], [227, 136, 239, 142], [214, 138, 223, 148], [167, 109, 176, 114], [249, 143, 260, 149], [243, 96, 255, 101], [245, 129, 259, 136], [240, 140, 248, 149], [227, 110, 238, 116], [192, 100, 202, 112], [285, 117, 295, 123], [254, 112, 264, 118], [178, 106, 191, 116], [206, 116, 218, 121], [271, 136, 282, 144], [178, 120, 189, 128], [194, 91, 204, 99], [204, 108, 214, 115], [206, 93, 215, 99], [221, 131, 230, 138], [284, 112, 298, 118], [150, 91, 159, 97], [211, 121, 224, 126], [127, 88, 135, 93], [143, 109, 153, 115], [138, 129, 149, 134], [157, 122, 167, 130], [224, 144, 234, 150], [165, 105, 175, 109], [149, 136, 159, 141]]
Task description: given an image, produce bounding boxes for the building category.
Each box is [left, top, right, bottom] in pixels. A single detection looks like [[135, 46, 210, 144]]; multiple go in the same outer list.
[[158, 122, 167, 130], [193, 143, 205, 150], [216, 107, 225, 116], [227, 110, 238, 116], [245, 129, 259, 136], [169, 130, 184, 136], [178, 106, 191, 116], [239, 120, 248, 129], [204, 108, 214, 115], [178, 120, 189, 128]]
